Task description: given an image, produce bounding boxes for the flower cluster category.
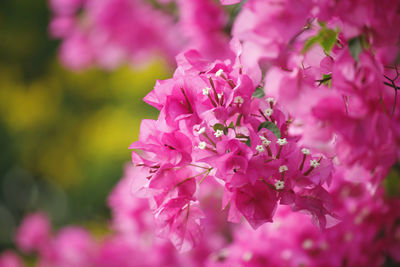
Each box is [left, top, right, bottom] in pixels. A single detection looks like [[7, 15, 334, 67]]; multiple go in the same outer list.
[[49, 0, 232, 69], [207, 174, 400, 267], [228, 0, 400, 188], [129, 45, 338, 251]]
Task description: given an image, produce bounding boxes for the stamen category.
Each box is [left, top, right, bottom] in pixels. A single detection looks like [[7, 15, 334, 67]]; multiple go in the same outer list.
[[303, 157, 322, 176], [242, 251, 253, 262], [266, 97, 276, 108], [274, 180, 285, 190], [276, 138, 287, 159], [197, 127, 206, 135], [277, 138, 288, 146], [215, 69, 224, 77], [264, 108, 274, 117], [214, 129, 223, 138], [260, 136, 272, 156], [198, 142, 206, 149], [180, 87, 193, 113], [260, 136, 271, 146], [202, 87, 211, 95], [256, 145, 265, 153], [299, 148, 310, 171], [279, 165, 288, 173], [302, 239, 313, 250], [234, 96, 244, 104], [310, 159, 320, 168]]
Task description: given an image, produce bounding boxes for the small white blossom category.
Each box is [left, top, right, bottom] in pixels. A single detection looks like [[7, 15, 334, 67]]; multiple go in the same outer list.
[[277, 138, 288, 146], [242, 251, 253, 262], [264, 108, 273, 116], [310, 159, 320, 168], [301, 148, 311, 155], [259, 136, 271, 146], [279, 165, 288, 173], [234, 96, 244, 104], [256, 145, 265, 153], [274, 180, 285, 190], [217, 92, 224, 99], [202, 87, 211, 95], [214, 129, 223, 138], [266, 97, 276, 104], [302, 239, 313, 250], [197, 127, 206, 135], [215, 69, 224, 77], [198, 142, 206, 149]]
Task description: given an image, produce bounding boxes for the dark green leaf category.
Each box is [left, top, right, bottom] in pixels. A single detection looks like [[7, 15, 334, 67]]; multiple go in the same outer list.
[[228, 121, 235, 129], [245, 137, 251, 147], [253, 87, 265, 98], [349, 37, 363, 62], [213, 123, 224, 131], [318, 73, 332, 87], [384, 168, 400, 197], [258, 121, 281, 139]]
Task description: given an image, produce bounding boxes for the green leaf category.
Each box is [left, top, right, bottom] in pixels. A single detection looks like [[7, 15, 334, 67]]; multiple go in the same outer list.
[[245, 137, 251, 147], [303, 35, 321, 53], [258, 121, 281, 139], [302, 25, 338, 54], [318, 73, 332, 87], [228, 121, 235, 129], [213, 123, 224, 131], [319, 28, 337, 54], [348, 37, 363, 62], [384, 168, 400, 197], [252, 87, 265, 98]]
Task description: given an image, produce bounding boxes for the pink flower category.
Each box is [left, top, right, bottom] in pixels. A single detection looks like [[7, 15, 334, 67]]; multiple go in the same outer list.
[[0, 251, 23, 267], [39, 227, 97, 267], [15, 212, 51, 254]]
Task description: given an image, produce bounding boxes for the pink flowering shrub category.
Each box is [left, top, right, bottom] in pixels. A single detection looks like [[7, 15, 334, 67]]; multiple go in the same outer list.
[[4, 0, 400, 265]]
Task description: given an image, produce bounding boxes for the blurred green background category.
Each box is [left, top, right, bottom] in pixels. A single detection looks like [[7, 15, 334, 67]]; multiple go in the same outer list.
[[0, 0, 170, 250]]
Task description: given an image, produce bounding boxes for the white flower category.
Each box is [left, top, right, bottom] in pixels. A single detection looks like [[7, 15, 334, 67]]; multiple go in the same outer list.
[[266, 97, 276, 104], [256, 145, 265, 153], [274, 180, 285, 190], [310, 159, 320, 168], [259, 136, 271, 146], [197, 127, 206, 135], [198, 142, 206, 149], [279, 165, 288, 173], [234, 96, 244, 104], [302, 239, 313, 250], [215, 69, 224, 77], [214, 129, 223, 138], [277, 138, 287, 146], [202, 87, 211, 95], [301, 148, 311, 155], [242, 251, 253, 262], [217, 92, 224, 99], [264, 108, 273, 116]]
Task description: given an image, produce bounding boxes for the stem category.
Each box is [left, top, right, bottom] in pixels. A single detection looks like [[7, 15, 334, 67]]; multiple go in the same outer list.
[[203, 133, 216, 148], [276, 145, 283, 159]]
